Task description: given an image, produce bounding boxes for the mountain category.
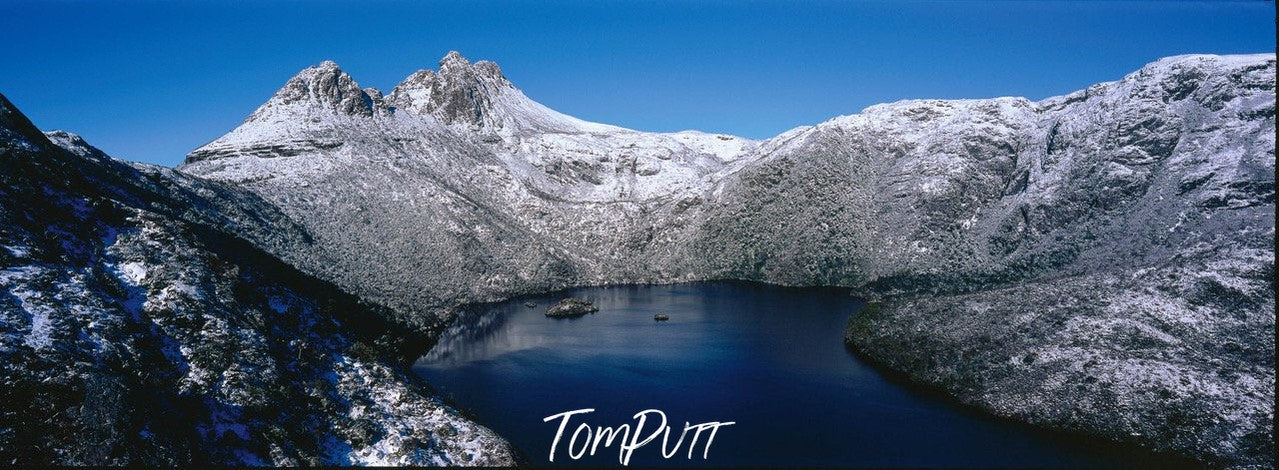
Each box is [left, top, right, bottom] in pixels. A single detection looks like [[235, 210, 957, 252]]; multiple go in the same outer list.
[[0, 94, 515, 465], [827, 56, 1275, 467], [181, 52, 754, 329], [179, 51, 1274, 467]]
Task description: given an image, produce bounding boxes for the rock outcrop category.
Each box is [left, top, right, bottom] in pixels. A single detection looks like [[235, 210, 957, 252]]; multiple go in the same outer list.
[[387, 51, 513, 127]]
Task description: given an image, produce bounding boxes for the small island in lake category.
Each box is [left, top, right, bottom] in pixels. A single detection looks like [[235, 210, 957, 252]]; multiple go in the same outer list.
[[546, 298, 599, 318]]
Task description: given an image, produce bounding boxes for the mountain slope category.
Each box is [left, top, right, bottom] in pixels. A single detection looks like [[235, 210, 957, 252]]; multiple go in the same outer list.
[[180, 53, 754, 325], [0, 94, 515, 466], [179, 52, 1274, 467], [693, 53, 1274, 466], [682, 54, 1273, 286]]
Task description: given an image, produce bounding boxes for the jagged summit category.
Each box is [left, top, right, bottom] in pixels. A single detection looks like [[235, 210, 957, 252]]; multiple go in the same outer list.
[[250, 51, 527, 127], [437, 50, 508, 82], [386, 51, 514, 126], [441, 50, 465, 63], [234, 51, 619, 133], [253, 60, 379, 118], [186, 51, 649, 165]]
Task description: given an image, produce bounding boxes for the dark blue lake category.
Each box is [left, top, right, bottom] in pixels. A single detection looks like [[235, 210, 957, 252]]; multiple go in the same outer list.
[[414, 281, 1185, 467]]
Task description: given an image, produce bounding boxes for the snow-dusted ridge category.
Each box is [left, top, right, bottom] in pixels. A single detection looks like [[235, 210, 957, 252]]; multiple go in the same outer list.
[[0, 93, 516, 466], [178, 51, 1274, 468], [0, 51, 1270, 467], [186, 52, 755, 204]]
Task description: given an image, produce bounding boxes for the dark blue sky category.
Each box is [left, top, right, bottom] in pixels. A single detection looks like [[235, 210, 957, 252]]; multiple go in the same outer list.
[[1, 1, 1273, 167]]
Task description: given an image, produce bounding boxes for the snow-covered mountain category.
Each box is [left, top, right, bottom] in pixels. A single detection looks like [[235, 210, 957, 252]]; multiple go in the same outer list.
[[0, 94, 515, 465], [181, 52, 757, 326], [1, 50, 1270, 467], [179, 51, 1274, 467]]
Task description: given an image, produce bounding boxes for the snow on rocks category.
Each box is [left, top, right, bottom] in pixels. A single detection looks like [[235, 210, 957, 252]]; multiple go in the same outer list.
[[180, 52, 1274, 467], [0, 100, 517, 466]]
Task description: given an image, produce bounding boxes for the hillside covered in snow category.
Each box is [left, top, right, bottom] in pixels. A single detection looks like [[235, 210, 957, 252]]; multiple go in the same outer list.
[[0, 94, 515, 465], [180, 51, 1274, 467], [0, 50, 1270, 467]]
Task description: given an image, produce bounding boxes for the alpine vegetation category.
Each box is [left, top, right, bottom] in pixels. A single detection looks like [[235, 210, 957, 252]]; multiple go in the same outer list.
[[0, 50, 1271, 467], [0, 94, 515, 465], [180, 52, 1274, 467]]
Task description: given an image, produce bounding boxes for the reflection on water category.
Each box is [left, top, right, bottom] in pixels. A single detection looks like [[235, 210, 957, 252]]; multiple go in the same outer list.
[[416, 281, 1191, 468], [421, 300, 538, 365]]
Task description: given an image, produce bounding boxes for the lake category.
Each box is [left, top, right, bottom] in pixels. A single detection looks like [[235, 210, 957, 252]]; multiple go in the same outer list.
[[414, 281, 1189, 467]]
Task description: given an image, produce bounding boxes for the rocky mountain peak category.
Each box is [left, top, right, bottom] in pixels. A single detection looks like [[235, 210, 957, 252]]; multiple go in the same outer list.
[[253, 60, 378, 119], [387, 51, 514, 126], [437, 51, 505, 76], [439, 50, 469, 68], [43, 130, 103, 159]]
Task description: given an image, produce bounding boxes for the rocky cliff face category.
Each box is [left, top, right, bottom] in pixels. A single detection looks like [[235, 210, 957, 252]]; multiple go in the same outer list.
[[178, 51, 1274, 467], [387, 51, 513, 127], [0, 94, 515, 466]]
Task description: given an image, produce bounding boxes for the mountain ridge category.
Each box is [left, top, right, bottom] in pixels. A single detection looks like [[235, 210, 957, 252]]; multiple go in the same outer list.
[[0, 51, 1270, 466], [177, 51, 1274, 467], [0, 93, 517, 465]]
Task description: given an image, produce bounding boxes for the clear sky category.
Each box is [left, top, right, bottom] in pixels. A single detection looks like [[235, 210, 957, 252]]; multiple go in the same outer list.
[[1, 1, 1273, 167]]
